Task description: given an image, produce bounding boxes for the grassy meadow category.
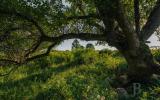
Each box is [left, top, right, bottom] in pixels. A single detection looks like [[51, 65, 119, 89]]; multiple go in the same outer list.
[[0, 49, 160, 100]]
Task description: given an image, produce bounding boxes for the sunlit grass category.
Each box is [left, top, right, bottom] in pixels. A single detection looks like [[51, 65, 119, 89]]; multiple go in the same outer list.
[[0, 49, 160, 99]]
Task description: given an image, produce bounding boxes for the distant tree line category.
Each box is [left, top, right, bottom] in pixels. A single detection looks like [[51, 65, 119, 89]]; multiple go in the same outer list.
[[72, 39, 95, 50]]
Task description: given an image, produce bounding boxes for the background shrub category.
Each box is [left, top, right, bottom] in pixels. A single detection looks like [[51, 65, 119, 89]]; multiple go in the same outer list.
[[49, 51, 73, 65], [72, 49, 98, 65]]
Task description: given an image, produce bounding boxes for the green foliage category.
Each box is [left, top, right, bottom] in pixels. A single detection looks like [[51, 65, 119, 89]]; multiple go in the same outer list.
[[0, 0, 159, 99], [152, 49, 160, 62], [152, 49, 159, 55], [0, 49, 160, 99], [86, 43, 95, 49], [99, 49, 113, 55], [34, 57, 50, 69], [72, 49, 98, 65], [72, 39, 84, 50], [0, 0, 158, 64], [49, 51, 73, 64]]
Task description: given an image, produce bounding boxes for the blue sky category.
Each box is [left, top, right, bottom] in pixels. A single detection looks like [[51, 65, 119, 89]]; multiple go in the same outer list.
[[55, 34, 160, 51]]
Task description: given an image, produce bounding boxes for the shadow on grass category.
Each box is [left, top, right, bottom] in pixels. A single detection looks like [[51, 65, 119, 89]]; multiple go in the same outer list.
[[0, 60, 127, 99], [0, 69, 54, 90], [0, 62, 78, 90], [51, 62, 80, 74], [35, 87, 65, 100]]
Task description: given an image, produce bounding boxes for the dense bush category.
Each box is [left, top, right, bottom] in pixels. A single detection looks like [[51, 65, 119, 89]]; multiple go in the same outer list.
[[99, 49, 122, 57], [72, 49, 99, 65], [49, 51, 73, 64], [34, 57, 50, 69], [152, 49, 160, 62], [99, 49, 113, 55]]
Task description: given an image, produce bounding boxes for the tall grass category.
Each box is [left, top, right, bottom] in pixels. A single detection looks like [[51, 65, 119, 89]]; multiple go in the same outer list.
[[0, 49, 160, 99]]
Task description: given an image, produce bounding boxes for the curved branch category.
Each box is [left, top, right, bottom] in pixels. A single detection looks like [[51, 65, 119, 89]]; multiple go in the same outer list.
[[25, 33, 106, 62], [24, 38, 43, 58], [42, 33, 106, 42], [0, 42, 56, 65], [26, 43, 56, 62], [26, 32, 106, 61], [0, 66, 19, 77], [0, 59, 20, 65], [141, 0, 160, 40], [0, 32, 106, 65]]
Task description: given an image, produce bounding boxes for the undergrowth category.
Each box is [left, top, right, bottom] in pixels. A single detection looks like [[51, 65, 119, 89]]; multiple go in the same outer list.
[[0, 49, 160, 100]]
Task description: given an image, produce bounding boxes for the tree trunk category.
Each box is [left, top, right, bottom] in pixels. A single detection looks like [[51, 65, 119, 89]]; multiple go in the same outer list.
[[119, 42, 160, 82], [95, 0, 160, 83]]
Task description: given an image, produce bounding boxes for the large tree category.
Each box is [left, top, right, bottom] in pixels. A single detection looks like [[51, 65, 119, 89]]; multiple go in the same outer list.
[[0, 0, 160, 82]]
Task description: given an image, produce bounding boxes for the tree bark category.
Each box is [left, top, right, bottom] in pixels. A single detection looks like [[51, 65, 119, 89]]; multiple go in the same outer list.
[[108, 0, 160, 82], [118, 42, 160, 82]]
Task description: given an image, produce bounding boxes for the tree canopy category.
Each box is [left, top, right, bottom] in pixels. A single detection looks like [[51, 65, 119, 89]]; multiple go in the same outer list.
[[72, 39, 84, 50], [0, 0, 160, 67], [86, 43, 95, 49]]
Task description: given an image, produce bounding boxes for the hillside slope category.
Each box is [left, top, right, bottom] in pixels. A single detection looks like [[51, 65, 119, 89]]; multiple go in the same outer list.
[[0, 49, 160, 100]]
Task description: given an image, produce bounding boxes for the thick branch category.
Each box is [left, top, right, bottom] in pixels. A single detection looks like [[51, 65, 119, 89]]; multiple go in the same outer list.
[[42, 33, 106, 42], [25, 33, 106, 62], [116, 1, 140, 49], [116, 1, 135, 34], [26, 43, 56, 62], [94, 0, 115, 32], [0, 42, 56, 65], [0, 66, 19, 77], [0, 32, 106, 65], [141, 0, 160, 40], [134, 0, 140, 35], [0, 59, 20, 65], [24, 38, 43, 57]]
